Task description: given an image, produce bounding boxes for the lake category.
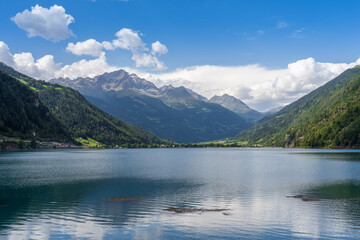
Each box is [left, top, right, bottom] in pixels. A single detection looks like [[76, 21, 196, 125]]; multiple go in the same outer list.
[[1, 148, 360, 239]]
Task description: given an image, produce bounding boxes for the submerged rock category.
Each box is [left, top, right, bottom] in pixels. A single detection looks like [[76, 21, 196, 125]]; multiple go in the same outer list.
[[104, 196, 144, 201], [164, 207, 230, 214], [287, 194, 360, 201], [287, 195, 320, 201]]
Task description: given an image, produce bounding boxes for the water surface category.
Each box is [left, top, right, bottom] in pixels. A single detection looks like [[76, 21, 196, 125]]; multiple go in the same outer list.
[[1, 148, 360, 239]]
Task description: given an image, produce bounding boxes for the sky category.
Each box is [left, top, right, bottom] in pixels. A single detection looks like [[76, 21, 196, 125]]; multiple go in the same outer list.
[[1, 0, 360, 111]]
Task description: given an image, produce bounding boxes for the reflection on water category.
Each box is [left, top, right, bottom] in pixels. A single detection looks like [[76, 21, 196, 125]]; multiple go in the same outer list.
[[1, 149, 360, 239]]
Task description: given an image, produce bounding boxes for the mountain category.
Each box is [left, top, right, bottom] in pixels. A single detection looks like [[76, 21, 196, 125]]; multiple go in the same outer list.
[[209, 94, 263, 123], [0, 63, 163, 147], [51, 70, 250, 143], [53, 70, 158, 97], [235, 66, 360, 148], [0, 67, 71, 142]]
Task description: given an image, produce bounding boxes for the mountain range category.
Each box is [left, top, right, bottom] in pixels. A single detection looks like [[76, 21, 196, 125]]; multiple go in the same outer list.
[[51, 70, 257, 143], [235, 65, 360, 148]]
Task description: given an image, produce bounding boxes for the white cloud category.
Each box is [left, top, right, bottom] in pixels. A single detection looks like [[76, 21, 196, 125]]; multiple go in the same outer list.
[[101, 41, 114, 50], [11, 4, 75, 42], [151, 41, 168, 55], [13, 52, 61, 80], [67, 39, 107, 57], [111, 28, 166, 70], [132, 53, 166, 70], [112, 28, 145, 51], [0, 41, 14, 66], [56, 53, 117, 79], [0, 41, 115, 80], [65, 28, 167, 71]]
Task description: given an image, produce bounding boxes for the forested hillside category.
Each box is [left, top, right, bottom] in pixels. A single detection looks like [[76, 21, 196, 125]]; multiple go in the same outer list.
[[0, 63, 164, 147], [235, 66, 360, 148], [0, 70, 71, 142]]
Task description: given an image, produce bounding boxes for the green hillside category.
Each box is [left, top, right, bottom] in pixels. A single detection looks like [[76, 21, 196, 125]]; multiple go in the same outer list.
[[0, 63, 163, 147], [0, 70, 71, 142], [235, 66, 360, 148]]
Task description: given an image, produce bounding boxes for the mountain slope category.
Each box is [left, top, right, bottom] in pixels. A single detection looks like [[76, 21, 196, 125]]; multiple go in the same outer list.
[[209, 94, 263, 123], [235, 66, 360, 148], [0, 69, 71, 142], [0, 63, 163, 146], [51, 70, 250, 143]]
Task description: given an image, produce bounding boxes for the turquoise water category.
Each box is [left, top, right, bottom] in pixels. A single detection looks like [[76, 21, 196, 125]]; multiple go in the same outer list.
[[1, 148, 360, 239]]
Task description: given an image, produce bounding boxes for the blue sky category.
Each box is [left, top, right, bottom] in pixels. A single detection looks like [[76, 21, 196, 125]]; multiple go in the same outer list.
[[1, 0, 360, 110]]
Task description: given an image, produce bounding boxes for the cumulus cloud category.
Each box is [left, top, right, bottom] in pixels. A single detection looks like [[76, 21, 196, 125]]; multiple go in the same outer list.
[[0, 42, 61, 80], [112, 28, 145, 51], [112, 28, 166, 70], [13, 53, 61, 80], [132, 53, 166, 70], [0, 41, 14, 66], [11, 4, 75, 42], [56, 53, 117, 78], [66, 39, 111, 57], [133, 57, 360, 111], [66, 28, 168, 70], [151, 41, 168, 55], [0, 41, 115, 80]]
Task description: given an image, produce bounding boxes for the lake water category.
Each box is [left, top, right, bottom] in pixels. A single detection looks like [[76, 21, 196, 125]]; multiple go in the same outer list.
[[1, 149, 360, 239]]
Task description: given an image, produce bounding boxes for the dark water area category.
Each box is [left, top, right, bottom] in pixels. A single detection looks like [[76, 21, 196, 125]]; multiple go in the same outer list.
[[1, 149, 360, 239]]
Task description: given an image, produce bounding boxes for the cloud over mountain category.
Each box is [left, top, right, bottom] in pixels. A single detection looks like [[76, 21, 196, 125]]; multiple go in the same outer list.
[[11, 4, 75, 42], [134, 58, 360, 111], [0, 41, 115, 80]]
